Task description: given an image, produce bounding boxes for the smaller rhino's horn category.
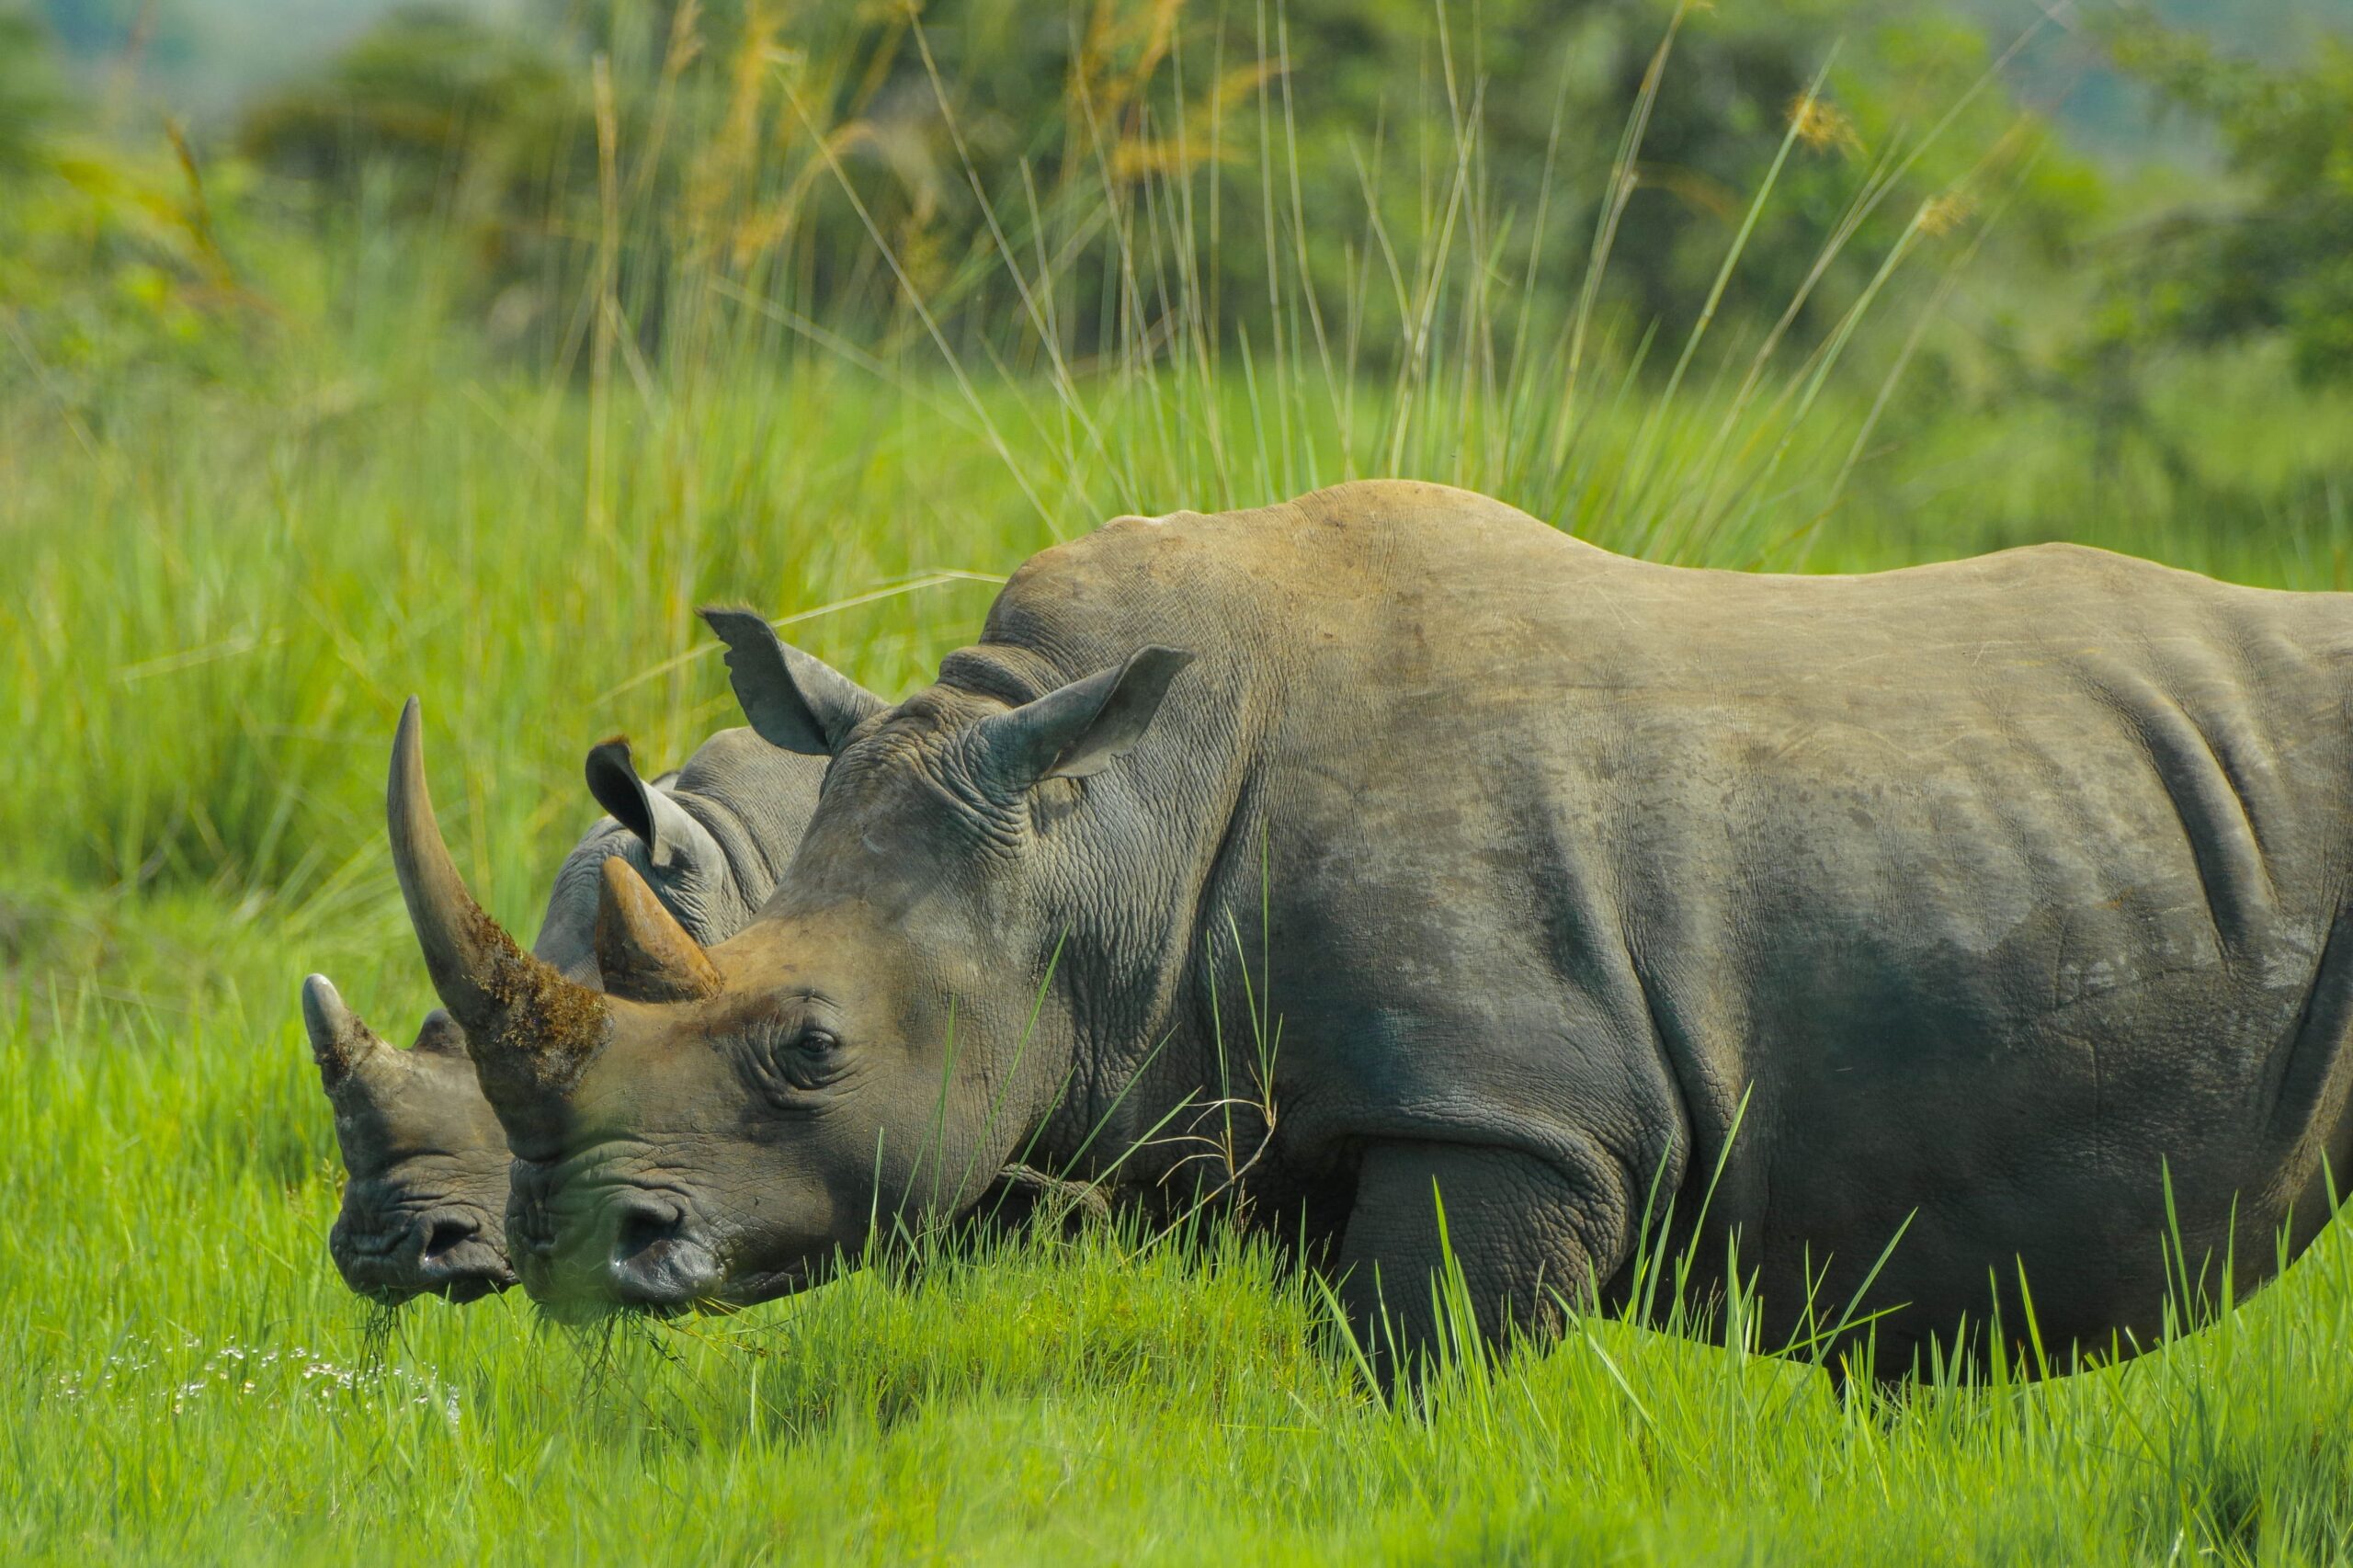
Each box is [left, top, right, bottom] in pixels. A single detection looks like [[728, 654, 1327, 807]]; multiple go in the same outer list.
[[595, 858, 722, 1004], [301, 974, 386, 1089]]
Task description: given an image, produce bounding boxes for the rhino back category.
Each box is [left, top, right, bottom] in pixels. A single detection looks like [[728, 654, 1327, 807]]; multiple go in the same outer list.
[[977, 479, 2353, 1353]]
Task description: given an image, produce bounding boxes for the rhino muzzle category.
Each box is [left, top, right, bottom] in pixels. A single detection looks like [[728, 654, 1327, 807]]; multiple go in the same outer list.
[[329, 1199, 517, 1305], [508, 1163, 730, 1318]]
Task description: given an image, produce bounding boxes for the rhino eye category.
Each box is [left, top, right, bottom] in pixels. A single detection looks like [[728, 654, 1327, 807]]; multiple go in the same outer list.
[[745, 1020, 847, 1097]]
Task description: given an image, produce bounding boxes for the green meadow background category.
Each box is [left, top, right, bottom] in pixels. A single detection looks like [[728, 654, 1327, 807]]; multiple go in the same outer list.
[[9, 0, 2353, 1559]]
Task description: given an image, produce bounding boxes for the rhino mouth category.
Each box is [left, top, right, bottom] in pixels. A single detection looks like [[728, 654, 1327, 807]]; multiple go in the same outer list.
[[423, 1266, 519, 1304], [528, 1254, 827, 1323], [616, 1259, 824, 1319], [709, 1256, 831, 1309], [340, 1264, 518, 1308]]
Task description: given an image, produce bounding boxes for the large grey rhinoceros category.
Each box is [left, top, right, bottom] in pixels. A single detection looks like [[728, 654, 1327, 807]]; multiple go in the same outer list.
[[383, 479, 2353, 1382], [303, 728, 821, 1303]]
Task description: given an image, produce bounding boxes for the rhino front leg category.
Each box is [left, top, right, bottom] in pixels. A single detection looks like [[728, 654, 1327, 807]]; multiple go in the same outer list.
[[1332, 1142, 1624, 1390]]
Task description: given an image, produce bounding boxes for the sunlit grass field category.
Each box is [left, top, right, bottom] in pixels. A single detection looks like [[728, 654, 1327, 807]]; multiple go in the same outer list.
[[13, 9, 2353, 1554], [6, 344, 2353, 1562]]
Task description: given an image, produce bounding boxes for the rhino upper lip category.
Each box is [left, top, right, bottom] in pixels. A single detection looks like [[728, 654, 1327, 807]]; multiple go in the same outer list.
[[433, 1268, 517, 1302], [338, 1231, 413, 1260], [347, 1256, 518, 1307], [562, 1257, 816, 1318]]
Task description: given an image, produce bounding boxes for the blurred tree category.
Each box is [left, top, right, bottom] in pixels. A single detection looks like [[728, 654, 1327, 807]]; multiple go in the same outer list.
[[234, 6, 578, 187], [2101, 17, 2353, 385], [227, 0, 2097, 370], [0, 6, 258, 401], [1, 6, 67, 173]]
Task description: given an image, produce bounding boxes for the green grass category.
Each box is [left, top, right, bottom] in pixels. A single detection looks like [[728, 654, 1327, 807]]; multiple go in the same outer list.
[[13, 890, 2353, 1563]]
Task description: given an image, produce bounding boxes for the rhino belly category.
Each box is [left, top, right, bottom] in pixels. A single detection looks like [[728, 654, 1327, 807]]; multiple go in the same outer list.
[[1708, 868, 2351, 1372], [1612, 659, 2353, 1369]]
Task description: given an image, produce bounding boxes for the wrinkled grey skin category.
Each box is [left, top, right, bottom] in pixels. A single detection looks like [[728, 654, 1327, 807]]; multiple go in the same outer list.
[[415, 480, 2353, 1385], [304, 730, 822, 1303]]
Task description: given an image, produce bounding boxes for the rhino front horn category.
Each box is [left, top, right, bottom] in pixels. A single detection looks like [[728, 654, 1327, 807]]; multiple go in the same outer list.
[[596, 858, 722, 1004], [301, 973, 385, 1088], [386, 698, 608, 1115]]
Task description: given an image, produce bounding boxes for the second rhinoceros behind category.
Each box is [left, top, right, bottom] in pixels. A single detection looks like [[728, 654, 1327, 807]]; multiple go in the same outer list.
[[303, 728, 820, 1303]]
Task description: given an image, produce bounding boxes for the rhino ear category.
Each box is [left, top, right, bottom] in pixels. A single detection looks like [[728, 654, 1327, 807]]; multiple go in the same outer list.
[[700, 608, 883, 756], [585, 738, 720, 874], [410, 1007, 470, 1059], [972, 646, 1193, 792]]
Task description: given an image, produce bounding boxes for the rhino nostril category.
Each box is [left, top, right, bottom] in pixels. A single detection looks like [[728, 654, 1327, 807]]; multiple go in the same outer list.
[[601, 1199, 719, 1307], [422, 1216, 476, 1262], [611, 1203, 682, 1265]]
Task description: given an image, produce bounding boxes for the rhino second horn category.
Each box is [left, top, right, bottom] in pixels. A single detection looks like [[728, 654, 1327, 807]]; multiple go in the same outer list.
[[595, 857, 722, 1004], [385, 697, 608, 1110], [301, 973, 386, 1088]]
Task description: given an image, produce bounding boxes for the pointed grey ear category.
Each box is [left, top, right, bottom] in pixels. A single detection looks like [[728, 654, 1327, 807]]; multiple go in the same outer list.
[[972, 646, 1193, 791], [585, 738, 721, 874], [700, 608, 884, 756], [410, 1007, 470, 1058]]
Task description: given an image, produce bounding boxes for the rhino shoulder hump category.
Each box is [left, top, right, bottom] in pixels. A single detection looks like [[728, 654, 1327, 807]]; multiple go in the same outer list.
[[675, 726, 780, 787]]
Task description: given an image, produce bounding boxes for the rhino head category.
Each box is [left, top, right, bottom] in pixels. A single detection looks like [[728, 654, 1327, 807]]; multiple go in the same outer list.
[[303, 977, 517, 1303], [309, 725, 808, 1307], [390, 615, 1189, 1319]]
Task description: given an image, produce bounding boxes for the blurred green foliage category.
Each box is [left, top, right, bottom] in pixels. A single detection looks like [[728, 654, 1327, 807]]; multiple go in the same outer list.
[[0, 6, 261, 402], [2101, 17, 2353, 386], [4, 0, 2349, 459], [233, 8, 580, 194], [209, 0, 2095, 366], [1, 7, 64, 173]]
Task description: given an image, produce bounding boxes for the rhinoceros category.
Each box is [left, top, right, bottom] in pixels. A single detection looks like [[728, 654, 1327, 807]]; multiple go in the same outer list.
[[383, 479, 2353, 1383], [303, 729, 822, 1303]]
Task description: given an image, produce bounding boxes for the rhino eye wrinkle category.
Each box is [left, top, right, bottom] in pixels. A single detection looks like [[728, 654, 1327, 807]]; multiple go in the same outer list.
[[739, 1019, 849, 1099], [780, 1028, 847, 1090]]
